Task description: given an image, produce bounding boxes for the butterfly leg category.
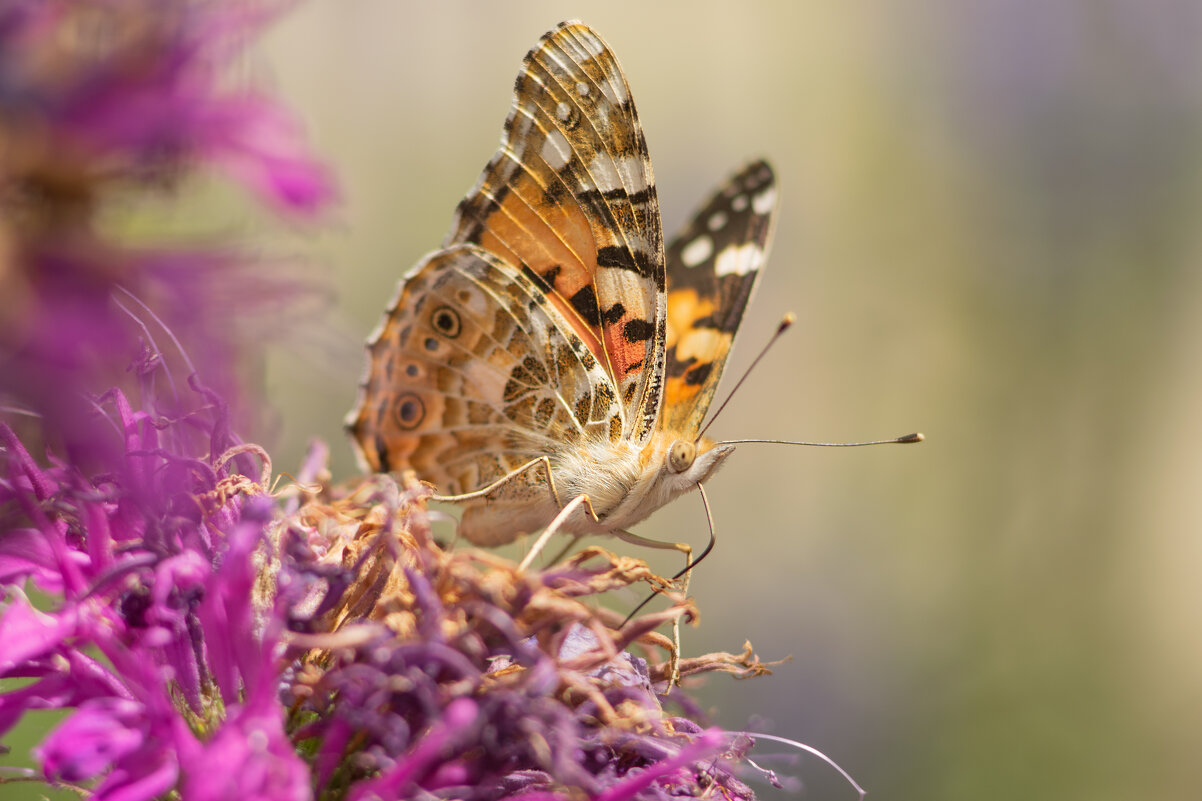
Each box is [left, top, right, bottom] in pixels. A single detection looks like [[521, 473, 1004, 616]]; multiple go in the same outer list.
[[517, 493, 601, 571], [611, 529, 695, 689]]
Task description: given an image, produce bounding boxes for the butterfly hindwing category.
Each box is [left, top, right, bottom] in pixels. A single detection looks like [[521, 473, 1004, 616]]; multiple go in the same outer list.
[[445, 20, 667, 443], [661, 160, 778, 437], [349, 244, 622, 499]]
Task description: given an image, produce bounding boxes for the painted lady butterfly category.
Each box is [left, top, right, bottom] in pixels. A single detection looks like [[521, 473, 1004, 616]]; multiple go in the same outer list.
[[348, 21, 777, 556]]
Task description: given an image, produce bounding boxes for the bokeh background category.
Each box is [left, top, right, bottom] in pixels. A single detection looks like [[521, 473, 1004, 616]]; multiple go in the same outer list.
[[258, 2, 1202, 799], [9, 2, 1201, 799]]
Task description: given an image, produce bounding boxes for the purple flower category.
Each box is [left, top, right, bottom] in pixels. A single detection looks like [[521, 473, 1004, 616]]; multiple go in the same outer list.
[[0, 0, 336, 459], [0, 382, 280, 800], [0, 0, 336, 212]]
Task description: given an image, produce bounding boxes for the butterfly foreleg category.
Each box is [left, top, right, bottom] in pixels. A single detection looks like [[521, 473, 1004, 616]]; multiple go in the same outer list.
[[517, 493, 601, 571]]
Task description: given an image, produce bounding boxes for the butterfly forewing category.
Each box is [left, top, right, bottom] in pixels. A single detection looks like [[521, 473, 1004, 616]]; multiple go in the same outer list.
[[445, 20, 666, 443], [661, 160, 778, 437]]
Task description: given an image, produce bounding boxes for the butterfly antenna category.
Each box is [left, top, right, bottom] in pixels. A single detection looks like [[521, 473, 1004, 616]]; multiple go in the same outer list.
[[698, 313, 796, 439], [621, 484, 718, 627], [720, 432, 924, 447]]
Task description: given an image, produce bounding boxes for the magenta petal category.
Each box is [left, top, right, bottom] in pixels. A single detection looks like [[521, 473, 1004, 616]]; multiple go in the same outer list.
[[38, 699, 146, 781], [200, 96, 338, 214], [0, 678, 68, 738], [594, 729, 727, 801], [0, 589, 77, 674], [0, 652, 133, 738], [347, 699, 478, 801], [195, 506, 272, 703], [0, 528, 63, 589], [178, 704, 310, 801], [150, 552, 210, 626], [90, 751, 179, 801], [213, 145, 339, 215]]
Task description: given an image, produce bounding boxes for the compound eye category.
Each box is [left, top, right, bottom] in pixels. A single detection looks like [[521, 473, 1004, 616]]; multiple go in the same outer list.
[[667, 440, 696, 473]]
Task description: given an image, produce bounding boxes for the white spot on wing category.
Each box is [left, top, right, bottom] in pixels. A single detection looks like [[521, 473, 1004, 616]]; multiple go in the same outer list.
[[752, 186, 777, 215], [556, 101, 571, 122], [629, 235, 650, 253], [581, 32, 605, 57], [622, 155, 648, 191], [588, 154, 648, 193], [731, 194, 748, 212], [575, 81, 590, 97], [589, 156, 621, 193], [541, 129, 571, 170], [714, 243, 762, 276], [680, 236, 713, 268], [707, 211, 728, 231], [601, 70, 628, 106]]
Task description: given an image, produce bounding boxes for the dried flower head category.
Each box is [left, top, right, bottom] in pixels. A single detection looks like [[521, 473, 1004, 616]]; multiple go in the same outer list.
[[276, 471, 776, 800], [0, 380, 780, 800]]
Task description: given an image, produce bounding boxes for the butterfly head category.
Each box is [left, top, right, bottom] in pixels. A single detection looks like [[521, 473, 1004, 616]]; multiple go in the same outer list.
[[599, 432, 733, 531], [662, 434, 734, 487]]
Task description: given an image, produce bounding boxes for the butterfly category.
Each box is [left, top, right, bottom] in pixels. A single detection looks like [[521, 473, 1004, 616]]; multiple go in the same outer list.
[[348, 21, 777, 558]]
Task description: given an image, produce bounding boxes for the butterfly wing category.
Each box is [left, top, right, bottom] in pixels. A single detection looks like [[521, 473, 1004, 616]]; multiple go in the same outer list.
[[348, 244, 624, 542], [661, 160, 778, 437], [445, 21, 667, 444]]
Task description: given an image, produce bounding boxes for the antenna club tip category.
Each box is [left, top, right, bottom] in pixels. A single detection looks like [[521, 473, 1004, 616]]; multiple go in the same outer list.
[[780, 312, 797, 330], [898, 432, 924, 443]]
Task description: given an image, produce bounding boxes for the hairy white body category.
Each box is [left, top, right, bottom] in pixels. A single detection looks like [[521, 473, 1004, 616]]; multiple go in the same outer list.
[[458, 434, 734, 545]]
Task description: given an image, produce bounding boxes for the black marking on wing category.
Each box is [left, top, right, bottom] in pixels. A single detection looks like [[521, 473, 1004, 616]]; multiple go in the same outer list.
[[601, 302, 626, 325], [569, 285, 600, 323], [622, 318, 655, 342]]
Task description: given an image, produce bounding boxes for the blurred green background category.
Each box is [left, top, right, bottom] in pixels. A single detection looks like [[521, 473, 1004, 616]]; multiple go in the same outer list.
[[9, 1, 1202, 799], [259, 2, 1202, 799]]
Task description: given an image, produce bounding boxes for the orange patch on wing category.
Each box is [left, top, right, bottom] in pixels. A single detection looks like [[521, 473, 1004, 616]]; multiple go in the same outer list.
[[476, 179, 608, 365], [663, 374, 702, 409], [478, 180, 592, 285], [665, 288, 716, 348], [662, 287, 734, 423], [604, 314, 649, 379]]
